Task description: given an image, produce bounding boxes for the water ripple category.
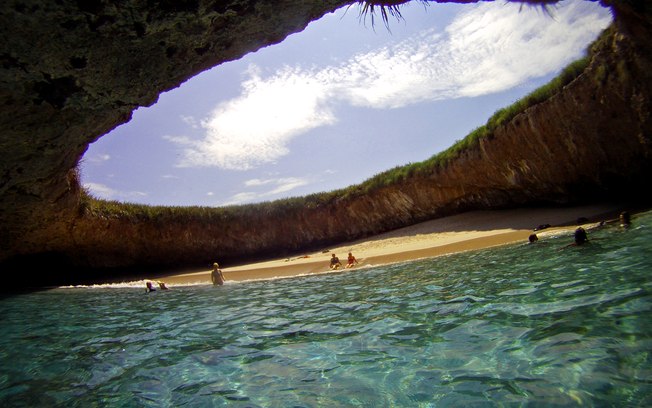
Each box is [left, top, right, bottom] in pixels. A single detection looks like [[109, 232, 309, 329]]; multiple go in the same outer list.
[[1, 210, 651, 406]]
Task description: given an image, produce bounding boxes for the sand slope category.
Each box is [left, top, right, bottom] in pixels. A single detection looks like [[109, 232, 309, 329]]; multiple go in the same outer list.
[[160, 203, 625, 285]]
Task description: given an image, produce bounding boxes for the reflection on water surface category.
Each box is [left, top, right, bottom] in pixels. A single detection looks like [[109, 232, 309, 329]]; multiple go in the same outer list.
[[1, 211, 651, 406]]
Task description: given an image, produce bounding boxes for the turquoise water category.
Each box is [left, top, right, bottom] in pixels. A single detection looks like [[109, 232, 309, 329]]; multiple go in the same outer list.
[[1, 211, 651, 407]]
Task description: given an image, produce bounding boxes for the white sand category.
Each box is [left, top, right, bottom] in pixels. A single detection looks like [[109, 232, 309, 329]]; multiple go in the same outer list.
[[160, 203, 623, 285]]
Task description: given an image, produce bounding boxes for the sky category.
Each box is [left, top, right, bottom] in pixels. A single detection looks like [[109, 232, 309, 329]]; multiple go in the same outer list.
[[81, 1, 612, 207]]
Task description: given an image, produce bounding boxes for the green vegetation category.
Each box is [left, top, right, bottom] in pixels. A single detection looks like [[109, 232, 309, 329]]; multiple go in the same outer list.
[[354, 1, 414, 30], [356, 54, 591, 193], [81, 48, 594, 222]]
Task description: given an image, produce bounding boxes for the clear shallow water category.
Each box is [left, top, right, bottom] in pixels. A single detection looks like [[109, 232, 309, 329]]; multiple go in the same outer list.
[[1, 211, 651, 407]]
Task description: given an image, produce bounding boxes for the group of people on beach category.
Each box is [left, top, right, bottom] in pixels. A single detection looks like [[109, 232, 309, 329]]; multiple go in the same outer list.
[[146, 261, 225, 291], [330, 252, 359, 270], [209, 251, 357, 289], [145, 280, 169, 292], [150, 211, 634, 291]]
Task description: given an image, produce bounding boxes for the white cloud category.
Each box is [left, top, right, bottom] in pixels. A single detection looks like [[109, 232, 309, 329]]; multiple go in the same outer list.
[[447, 2, 611, 97], [172, 1, 611, 170], [85, 153, 111, 164], [265, 177, 310, 195], [174, 66, 337, 170], [181, 115, 199, 129], [220, 176, 311, 205], [244, 178, 275, 187], [83, 182, 115, 198], [83, 182, 148, 202], [221, 192, 259, 206]]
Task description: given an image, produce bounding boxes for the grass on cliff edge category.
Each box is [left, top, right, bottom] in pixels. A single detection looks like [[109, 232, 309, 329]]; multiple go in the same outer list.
[[81, 32, 604, 221]]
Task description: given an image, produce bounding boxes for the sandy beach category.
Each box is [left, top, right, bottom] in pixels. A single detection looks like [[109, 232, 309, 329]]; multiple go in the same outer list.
[[160, 203, 628, 285]]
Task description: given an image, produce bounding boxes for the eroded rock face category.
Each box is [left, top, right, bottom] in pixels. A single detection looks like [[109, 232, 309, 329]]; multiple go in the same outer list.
[[0, 0, 349, 273], [1, 1, 651, 286]]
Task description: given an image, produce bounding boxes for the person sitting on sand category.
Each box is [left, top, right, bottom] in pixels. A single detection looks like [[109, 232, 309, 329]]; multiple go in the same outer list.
[[528, 234, 538, 244], [211, 262, 225, 286], [330, 254, 342, 270], [345, 252, 359, 268], [146, 280, 169, 292]]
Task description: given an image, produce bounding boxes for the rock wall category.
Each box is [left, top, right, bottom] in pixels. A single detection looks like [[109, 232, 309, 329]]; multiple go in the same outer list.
[[1, 1, 651, 286], [0, 0, 349, 268], [60, 21, 652, 284]]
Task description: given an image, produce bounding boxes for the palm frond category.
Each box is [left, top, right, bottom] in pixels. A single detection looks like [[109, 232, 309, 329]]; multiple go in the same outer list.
[[355, 1, 412, 31]]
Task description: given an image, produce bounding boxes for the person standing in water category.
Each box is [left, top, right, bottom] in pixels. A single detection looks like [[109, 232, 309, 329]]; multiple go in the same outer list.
[[574, 227, 589, 245], [211, 262, 225, 286], [560, 227, 590, 249]]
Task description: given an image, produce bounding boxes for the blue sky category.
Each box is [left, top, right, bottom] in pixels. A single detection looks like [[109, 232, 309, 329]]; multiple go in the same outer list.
[[81, 1, 611, 207]]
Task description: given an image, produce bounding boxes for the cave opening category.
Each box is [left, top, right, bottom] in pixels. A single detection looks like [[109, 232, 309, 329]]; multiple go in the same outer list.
[[80, 1, 612, 208]]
